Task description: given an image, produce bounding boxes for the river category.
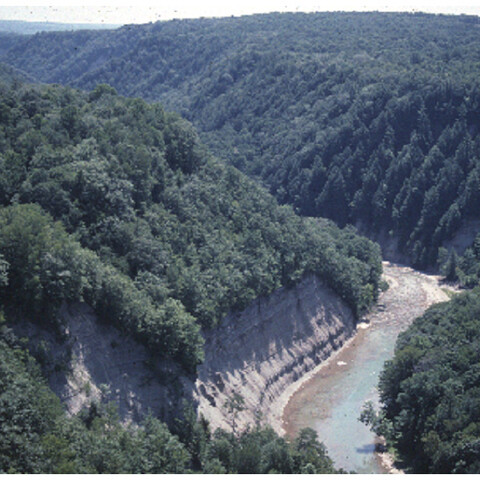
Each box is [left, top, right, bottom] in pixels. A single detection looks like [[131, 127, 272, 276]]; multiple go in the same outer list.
[[282, 262, 451, 474]]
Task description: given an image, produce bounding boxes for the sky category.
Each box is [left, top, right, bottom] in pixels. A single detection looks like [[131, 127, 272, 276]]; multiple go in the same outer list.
[[0, 1, 479, 26]]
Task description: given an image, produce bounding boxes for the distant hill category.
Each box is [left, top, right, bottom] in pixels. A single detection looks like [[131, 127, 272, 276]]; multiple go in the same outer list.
[[0, 61, 33, 83], [0, 19, 119, 34], [1, 12, 480, 268]]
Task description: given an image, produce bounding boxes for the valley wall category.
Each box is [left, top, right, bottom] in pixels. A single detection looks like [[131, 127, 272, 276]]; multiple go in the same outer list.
[[356, 219, 480, 267], [15, 274, 356, 434], [192, 274, 356, 433], [12, 303, 189, 425]]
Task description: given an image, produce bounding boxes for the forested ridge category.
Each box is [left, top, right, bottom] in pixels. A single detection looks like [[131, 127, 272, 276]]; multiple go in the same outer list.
[[0, 69, 380, 472], [0, 77, 381, 351], [3, 12, 480, 267]]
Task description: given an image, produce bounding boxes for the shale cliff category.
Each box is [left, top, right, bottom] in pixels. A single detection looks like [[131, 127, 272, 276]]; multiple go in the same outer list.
[[12, 303, 188, 425], [14, 274, 356, 432], [192, 274, 356, 433]]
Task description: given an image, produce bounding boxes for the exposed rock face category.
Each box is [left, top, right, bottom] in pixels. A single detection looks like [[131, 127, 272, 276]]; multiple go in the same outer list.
[[192, 274, 356, 433], [13, 275, 355, 432], [56, 303, 192, 423], [442, 218, 480, 254], [355, 221, 410, 265], [357, 219, 480, 266], [13, 303, 189, 425]]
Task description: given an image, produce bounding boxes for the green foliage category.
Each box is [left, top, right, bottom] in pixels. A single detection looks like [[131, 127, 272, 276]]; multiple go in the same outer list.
[[3, 12, 480, 267], [438, 241, 480, 288], [0, 204, 204, 370], [0, 254, 8, 287], [444, 250, 459, 282], [372, 290, 480, 473], [0, 336, 64, 473], [223, 392, 245, 435], [202, 426, 337, 474], [0, 79, 381, 343], [0, 203, 84, 319]]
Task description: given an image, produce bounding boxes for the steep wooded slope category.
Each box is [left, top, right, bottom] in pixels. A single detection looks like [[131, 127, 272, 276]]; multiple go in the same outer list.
[[0, 72, 365, 474], [3, 12, 480, 266], [0, 78, 381, 373]]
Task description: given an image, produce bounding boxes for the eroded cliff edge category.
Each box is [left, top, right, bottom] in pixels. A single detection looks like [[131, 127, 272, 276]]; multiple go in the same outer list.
[[12, 303, 189, 424], [192, 274, 356, 433], [14, 273, 356, 433]]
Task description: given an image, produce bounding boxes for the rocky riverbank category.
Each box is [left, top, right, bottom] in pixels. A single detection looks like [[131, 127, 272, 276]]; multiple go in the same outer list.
[[281, 262, 453, 473]]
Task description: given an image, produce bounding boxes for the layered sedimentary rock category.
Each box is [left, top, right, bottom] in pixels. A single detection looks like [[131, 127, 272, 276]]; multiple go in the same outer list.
[[13, 303, 187, 425], [14, 274, 355, 432], [193, 274, 356, 432]]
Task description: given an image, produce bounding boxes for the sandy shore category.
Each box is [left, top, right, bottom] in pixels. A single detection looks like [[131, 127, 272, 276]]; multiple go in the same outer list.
[[279, 321, 372, 438], [378, 451, 404, 475], [267, 327, 359, 435]]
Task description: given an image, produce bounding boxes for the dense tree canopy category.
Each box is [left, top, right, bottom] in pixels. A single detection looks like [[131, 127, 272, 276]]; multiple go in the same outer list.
[[0, 63, 381, 448], [0, 79, 381, 353], [362, 290, 480, 473], [2, 12, 480, 266]]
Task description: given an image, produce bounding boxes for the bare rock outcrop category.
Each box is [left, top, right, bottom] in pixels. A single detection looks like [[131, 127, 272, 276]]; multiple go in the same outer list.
[[13, 303, 189, 425], [13, 275, 355, 432], [192, 274, 356, 433], [442, 218, 480, 254]]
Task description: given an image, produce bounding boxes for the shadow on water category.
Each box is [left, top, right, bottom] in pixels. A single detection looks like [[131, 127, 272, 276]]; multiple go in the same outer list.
[[356, 443, 376, 454]]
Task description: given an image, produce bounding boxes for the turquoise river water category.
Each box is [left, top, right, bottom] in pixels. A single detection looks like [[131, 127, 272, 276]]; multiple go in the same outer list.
[[282, 263, 451, 474]]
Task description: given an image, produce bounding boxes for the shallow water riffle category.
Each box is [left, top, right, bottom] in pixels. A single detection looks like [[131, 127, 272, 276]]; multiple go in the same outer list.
[[282, 263, 450, 474]]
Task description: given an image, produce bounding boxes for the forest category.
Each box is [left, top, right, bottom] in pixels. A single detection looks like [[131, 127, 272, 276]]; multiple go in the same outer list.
[[3, 12, 480, 268], [0, 66, 379, 472], [1, 11, 480, 474]]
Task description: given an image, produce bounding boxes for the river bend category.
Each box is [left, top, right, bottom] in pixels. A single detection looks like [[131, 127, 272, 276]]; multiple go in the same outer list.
[[282, 262, 451, 473]]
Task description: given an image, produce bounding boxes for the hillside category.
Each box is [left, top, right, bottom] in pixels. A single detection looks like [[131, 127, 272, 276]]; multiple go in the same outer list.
[[0, 78, 381, 332], [0, 72, 380, 472], [2, 12, 480, 267]]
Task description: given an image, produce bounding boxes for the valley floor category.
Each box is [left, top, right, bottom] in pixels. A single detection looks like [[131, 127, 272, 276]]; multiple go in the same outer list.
[[281, 262, 454, 473]]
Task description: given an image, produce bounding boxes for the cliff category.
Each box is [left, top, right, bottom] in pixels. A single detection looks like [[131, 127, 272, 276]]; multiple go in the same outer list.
[[13, 274, 356, 432], [12, 303, 189, 425], [192, 274, 356, 433]]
